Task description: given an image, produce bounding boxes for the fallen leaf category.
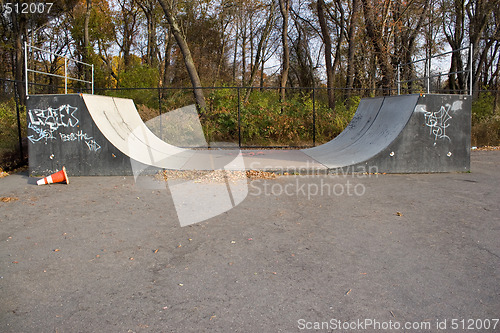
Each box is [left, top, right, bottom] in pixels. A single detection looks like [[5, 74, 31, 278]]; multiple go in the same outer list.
[[1, 197, 18, 203]]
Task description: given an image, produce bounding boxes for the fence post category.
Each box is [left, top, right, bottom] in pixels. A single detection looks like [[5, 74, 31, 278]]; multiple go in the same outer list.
[[312, 87, 316, 147], [158, 87, 163, 140], [64, 58, 67, 94], [469, 43, 473, 96], [24, 42, 28, 96], [397, 64, 401, 95], [237, 87, 241, 148], [426, 58, 431, 94]]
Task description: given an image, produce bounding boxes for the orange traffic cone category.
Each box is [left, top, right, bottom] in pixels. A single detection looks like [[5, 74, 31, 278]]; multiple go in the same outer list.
[[37, 166, 70, 185]]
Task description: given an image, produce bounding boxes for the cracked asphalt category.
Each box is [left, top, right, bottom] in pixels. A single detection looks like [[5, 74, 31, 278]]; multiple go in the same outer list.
[[1, 151, 499, 332]]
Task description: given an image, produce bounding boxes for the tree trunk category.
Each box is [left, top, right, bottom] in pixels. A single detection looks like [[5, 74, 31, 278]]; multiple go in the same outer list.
[[12, 8, 27, 101], [162, 29, 173, 95], [361, 0, 394, 95], [443, 0, 465, 92], [317, 0, 335, 109], [158, 0, 206, 109], [346, 0, 360, 102], [241, 23, 247, 86], [466, 0, 496, 97], [244, 2, 275, 101], [278, 0, 290, 102], [84, 0, 92, 92], [232, 27, 239, 83]]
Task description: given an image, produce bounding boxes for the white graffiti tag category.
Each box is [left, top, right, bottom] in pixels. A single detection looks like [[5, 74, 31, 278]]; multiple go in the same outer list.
[[28, 104, 80, 143], [28, 123, 56, 142], [60, 131, 93, 142], [29, 104, 79, 130], [28, 104, 102, 153], [424, 105, 452, 141], [85, 140, 101, 152]]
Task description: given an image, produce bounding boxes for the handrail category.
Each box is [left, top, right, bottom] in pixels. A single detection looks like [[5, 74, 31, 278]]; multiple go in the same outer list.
[[397, 45, 473, 96], [24, 42, 94, 96]]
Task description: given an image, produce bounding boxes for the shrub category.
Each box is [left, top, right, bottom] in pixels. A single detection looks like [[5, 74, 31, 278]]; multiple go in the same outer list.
[[0, 98, 27, 170], [471, 91, 500, 147]]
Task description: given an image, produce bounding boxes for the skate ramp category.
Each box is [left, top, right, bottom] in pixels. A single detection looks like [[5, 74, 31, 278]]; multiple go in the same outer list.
[[27, 93, 471, 176]]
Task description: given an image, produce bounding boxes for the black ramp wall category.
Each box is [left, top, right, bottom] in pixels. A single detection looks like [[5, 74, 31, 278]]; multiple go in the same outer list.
[[310, 94, 470, 173], [355, 94, 471, 173], [27, 94, 133, 176]]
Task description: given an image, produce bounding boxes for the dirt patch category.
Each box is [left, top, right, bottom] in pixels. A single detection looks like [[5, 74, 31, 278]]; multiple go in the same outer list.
[[158, 169, 278, 183]]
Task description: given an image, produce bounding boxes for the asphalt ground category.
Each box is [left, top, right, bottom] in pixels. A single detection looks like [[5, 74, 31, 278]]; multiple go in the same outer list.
[[1, 151, 499, 333]]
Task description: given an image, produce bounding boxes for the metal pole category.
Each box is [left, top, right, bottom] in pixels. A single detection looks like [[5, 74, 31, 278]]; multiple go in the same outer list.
[[397, 64, 401, 95], [64, 58, 67, 94], [469, 43, 473, 96], [312, 87, 316, 146], [237, 87, 241, 148], [427, 58, 431, 94], [91, 64, 94, 94], [24, 42, 28, 96], [158, 87, 163, 140]]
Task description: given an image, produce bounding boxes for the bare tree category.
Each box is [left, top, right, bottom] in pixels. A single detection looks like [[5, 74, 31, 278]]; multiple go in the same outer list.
[[244, 0, 276, 101], [158, 0, 206, 109], [115, 0, 138, 70], [135, 0, 160, 66], [361, 0, 394, 94], [346, 0, 360, 101], [317, 0, 335, 108], [278, 0, 290, 101]]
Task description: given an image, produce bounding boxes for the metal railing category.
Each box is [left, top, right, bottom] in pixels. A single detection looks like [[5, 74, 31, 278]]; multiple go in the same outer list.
[[397, 45, 473, 96], [24, 42, 94, 96]]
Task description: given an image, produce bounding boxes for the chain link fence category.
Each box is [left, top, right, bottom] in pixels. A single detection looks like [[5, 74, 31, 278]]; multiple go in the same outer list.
[[1, 79, 498, 172]]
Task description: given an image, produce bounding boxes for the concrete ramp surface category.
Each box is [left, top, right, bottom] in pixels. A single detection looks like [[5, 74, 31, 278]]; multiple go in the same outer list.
[[27, 93, 471, 176]]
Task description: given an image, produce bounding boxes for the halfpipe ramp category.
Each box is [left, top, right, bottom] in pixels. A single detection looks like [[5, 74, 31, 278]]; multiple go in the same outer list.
[[27, 93, 470, 176]]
